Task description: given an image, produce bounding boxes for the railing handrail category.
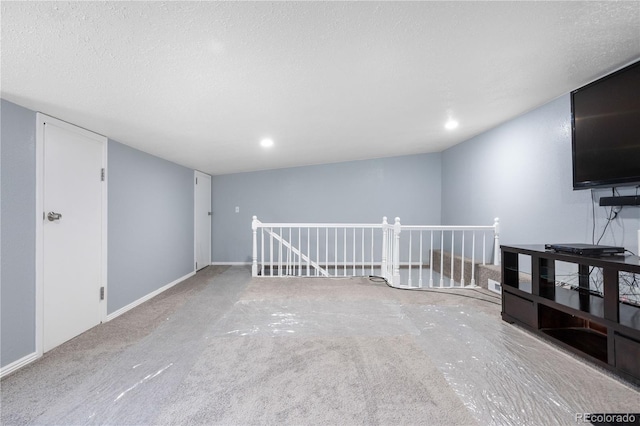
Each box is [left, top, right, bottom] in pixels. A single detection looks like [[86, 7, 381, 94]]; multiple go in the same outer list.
[[399, 225, 496, 231], [251, 216, 501, 282], [255, 221, 385, 229], [254, 220, 495, 233]]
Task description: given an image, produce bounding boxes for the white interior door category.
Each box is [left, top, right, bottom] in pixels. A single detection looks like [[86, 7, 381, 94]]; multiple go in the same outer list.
[[42, 118, 105, 352], [195, 171, 212, 271]]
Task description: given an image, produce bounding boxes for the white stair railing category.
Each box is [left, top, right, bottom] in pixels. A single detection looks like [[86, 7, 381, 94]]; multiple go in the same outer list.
[[261, 227, 330, 277], [252, 216, 500, 288], [395, 218, 500, 289], [252, 216, 388, 278]]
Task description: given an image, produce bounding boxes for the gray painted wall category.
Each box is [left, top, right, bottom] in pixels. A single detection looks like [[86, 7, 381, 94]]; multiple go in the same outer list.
[[211, 153, 442, 262], [0, 99, 196, 369], [107, 140, 194, 314], [1, 100, 37, 367], [441, 95, 640, 255]]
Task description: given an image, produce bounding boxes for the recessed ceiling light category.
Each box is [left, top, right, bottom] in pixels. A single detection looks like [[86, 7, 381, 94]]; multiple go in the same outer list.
[[260, 138, 274, 148], [445, 119, 459, 130]]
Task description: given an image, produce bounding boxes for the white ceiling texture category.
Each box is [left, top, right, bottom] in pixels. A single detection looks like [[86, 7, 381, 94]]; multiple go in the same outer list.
[[2, 1, 640, 175]]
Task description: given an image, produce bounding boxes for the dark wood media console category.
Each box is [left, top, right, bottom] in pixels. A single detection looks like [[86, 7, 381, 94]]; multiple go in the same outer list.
[[501, 245, 640, 385]]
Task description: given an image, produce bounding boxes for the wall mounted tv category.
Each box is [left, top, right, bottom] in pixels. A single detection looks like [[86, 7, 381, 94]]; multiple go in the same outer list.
[[571, 60, 640, 189]]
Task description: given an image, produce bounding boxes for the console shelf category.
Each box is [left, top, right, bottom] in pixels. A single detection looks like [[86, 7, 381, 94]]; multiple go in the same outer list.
[[541, 328, 608, 363], [501, 244, 640, 385]]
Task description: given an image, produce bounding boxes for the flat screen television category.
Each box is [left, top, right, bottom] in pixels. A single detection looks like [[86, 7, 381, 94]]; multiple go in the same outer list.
[[571, 60, 640, 189]]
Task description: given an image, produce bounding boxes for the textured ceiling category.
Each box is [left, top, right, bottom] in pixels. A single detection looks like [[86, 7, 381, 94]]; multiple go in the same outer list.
[[2, 1, 640, 175]]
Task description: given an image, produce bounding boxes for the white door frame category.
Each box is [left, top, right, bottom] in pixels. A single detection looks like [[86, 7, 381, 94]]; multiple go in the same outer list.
[[194, 170, 212, 271], [35, 113, 108, 357]]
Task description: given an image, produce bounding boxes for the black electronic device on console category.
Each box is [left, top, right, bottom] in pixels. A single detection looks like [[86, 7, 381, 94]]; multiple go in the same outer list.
[[545, 243, 625, 256], [599, 195, 640, 207]]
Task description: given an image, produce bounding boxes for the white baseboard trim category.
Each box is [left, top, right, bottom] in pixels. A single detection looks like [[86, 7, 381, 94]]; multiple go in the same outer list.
[[0, 271, 196, 378], [105, 271, 196, 322], [0, 351, 39, 379], [210, 262, 251, 266]]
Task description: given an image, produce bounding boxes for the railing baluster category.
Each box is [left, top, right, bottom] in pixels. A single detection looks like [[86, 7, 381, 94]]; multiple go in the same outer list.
[[260, 228, 264, 276], [361, 228, 365, 276], [408, 230, 413, 287], [316, 228, 319, 277], [482, 233, 486, 266], [279, 227, 283, 276], [471, 231, 476, 286], [386, 229, 390, 279], [270, 228, 274, 276], [386, 229, 389, 280], [288, 227, 292, 276], [292, 228, 296, 276], [343, 228, 347, 277], [390, 228, 394, 280], [333, 228, 338, 277], [352, 227, 356, 276], [384, 228, 388, 280], [460, 231, 465, 287], [298, 228, 302, 276], [325, 228, 329, 276], [307, 227, 310, 277], [429, 230, 434, 287], [439, 230, 444, 287], [450, 231, 454, 287], [370, 227, 374, 276], [419, 231, 423, 288]]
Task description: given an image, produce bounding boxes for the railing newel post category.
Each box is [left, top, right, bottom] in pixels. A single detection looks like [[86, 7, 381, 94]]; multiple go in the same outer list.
[[252, 216, 259, 277], [381, 217, 388, 280], [493, 217, 500, 266], [393, 217, 401, 286]]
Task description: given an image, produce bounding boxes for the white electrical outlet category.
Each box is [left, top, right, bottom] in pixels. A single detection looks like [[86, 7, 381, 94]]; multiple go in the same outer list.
[[235, 206, 239, 213], [488, 279, 502, 294]]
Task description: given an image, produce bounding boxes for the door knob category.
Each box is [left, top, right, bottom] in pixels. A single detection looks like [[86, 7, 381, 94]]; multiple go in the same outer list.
[[47, 212, 62, 221]]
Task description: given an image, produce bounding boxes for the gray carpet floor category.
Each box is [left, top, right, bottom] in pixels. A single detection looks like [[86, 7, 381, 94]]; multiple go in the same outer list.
[[1, 266, 638, 425]]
